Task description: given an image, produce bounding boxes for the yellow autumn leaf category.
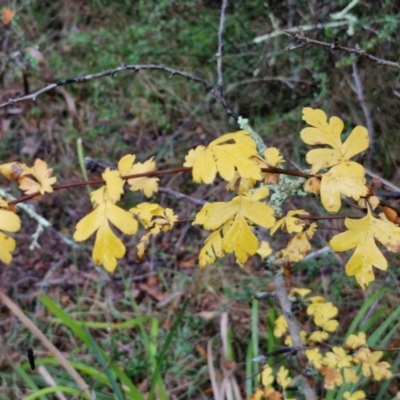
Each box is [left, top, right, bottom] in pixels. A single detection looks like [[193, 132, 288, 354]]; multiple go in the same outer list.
[[305, 348, 323, 369], [330, 207, 400, 288], [320, 162, 368, 213], [0, 162, 30, 181], [119, 154, 159, 198], [257, 241, 272, 259], [222, 215, 259, 264], [271, 209, 308, 235], [183, 130, 262, 184], [198, 229, 224, 267], [346, 333, 366, 349], [130, 202, 177, 230], [274, 314, 288, 338], [92, 223, 126, 272], [301, 108, 369, 174], [0, 199, 21, 264], [284, 222, 317, 262], [323, 347, 352, 369], [344, 391, 366, 400], [309, 330, 329, 343], [194, 192, 274, 231], [18, 159, 57, 195], [74, 199, 138, 272], [102, 169, 125, 203], [276, 366, 291, 389]]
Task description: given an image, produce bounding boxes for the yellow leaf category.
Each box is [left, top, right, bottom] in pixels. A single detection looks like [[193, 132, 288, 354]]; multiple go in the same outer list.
[[18, 159, 57, 195], [0, 232, 16, 264], [0, 199, 21, 263], [276, 366, 291, 389], [274, 315, 288, 338], [305, 348, 323, 369], [259, 365, 274, 387], [288, 287, 311, 299], [198, 229, 224, 267], [222, 215, 258, 264], [0, 162, 30, 181], [330, 207, 400, 288], [309, 330, 329, 343], [284, 222, 317, 262], [118, 154, 136, 174], [320, 162, 368, 213], [346, 333, 366, 349], [323, 347, 352, 368], [102, 169, 124, 203], [92, 223, 126, 272], [130, 202, 177, 230], [257, 241, 272, 259], [183, 131, 261, 184], [301, 108, 369, 174], [271, 209, 308, 235], [74, 200, 138, 272], [119, 155, 159, 198], [344, 391, 366, 400]]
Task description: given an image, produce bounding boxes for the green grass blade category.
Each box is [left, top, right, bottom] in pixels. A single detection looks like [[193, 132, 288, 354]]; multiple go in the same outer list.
[[148, 297, 190, 400]]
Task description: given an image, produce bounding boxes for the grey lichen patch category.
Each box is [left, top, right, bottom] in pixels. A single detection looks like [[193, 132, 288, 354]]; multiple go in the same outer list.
[[268, 175, 307, 214]]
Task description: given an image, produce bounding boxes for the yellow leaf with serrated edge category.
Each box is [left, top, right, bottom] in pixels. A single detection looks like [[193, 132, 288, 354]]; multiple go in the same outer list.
[[309, 330, 329, 343], [222, 215, 259, 264], [183, 130, 261, 184], [321, 162, 368, 213], [276, 366, 291, 389], [0, 199, 20, 263], [194, 189, 274, 266], [301, 108, 369, 174], [283, 222, 317, 262], [131, 203, 177, 230], [74, 195, 138, 271], [257, 241, 272, 259], [92, 223, 125, 272], [198, 229, 224, 267], [330, 207, 400, 288], [271, 209, 308, 235], [0, 162, 30, 181], [18, 159, 57, 195], [119, 155, 159, 198], [274, 314, 288, 338], [102, 169, 124, 203]]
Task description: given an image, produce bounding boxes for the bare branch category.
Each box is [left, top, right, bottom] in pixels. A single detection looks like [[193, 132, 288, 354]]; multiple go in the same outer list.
[[158, 187, 207, 206], [285, 30, 400, 70], [216, 0, 228, 96], [0, 63, 239, 120]]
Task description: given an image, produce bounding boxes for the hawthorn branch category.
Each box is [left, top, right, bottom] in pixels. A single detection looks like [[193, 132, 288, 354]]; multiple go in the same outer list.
[[0, 63, 239, 120], [284, 30, 400, 70]]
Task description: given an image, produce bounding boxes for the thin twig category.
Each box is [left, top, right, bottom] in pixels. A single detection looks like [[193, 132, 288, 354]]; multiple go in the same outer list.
[[158, 187, 207, 206], [285, 30, 400, 70], [216, 0, 228, 96], [350, 62, 374, 162], [0, 63, 239, 120]]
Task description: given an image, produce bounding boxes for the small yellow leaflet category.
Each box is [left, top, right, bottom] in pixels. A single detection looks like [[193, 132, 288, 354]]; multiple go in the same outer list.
[[118, 154, 159, 198], [183, 130, 262, 184], [193, 189, 275, 265], [18, 159, 57, 195], [0, 197, 21, 264], [330, 207, 400, 289], [301, 107, 369, 174], [271, 209, 308, 235], [320, 162, 368, 213]]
